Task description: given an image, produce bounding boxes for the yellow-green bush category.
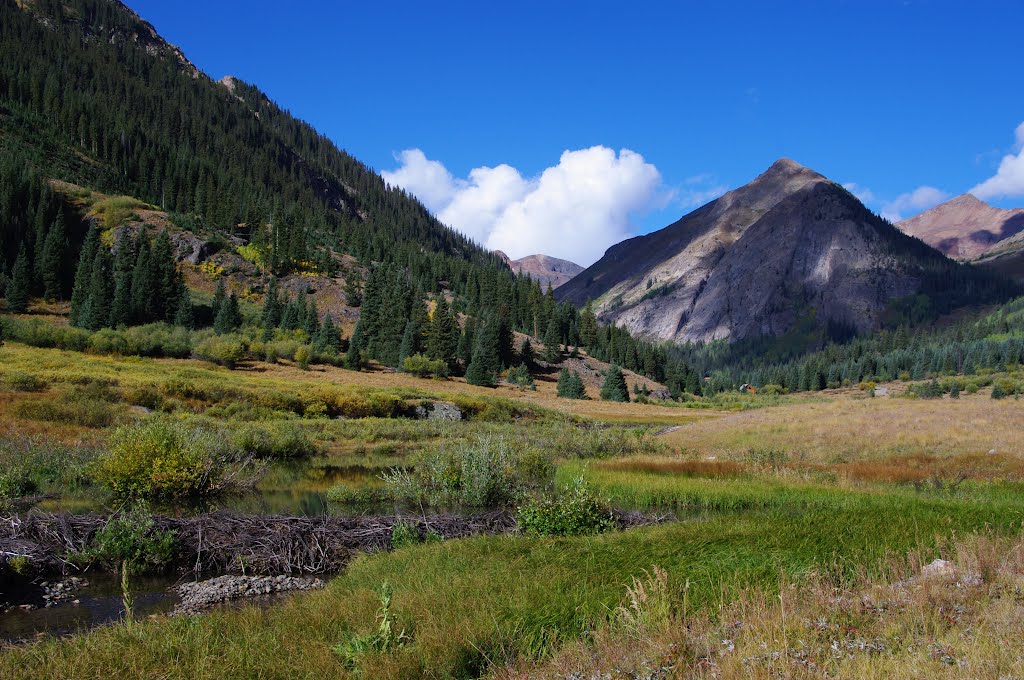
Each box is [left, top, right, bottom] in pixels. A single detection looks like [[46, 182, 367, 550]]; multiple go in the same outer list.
[[93, 419, 224, 498]]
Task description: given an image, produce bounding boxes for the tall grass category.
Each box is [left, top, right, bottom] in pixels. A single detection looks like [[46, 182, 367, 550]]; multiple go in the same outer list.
[[3, 474, 1022, 677]]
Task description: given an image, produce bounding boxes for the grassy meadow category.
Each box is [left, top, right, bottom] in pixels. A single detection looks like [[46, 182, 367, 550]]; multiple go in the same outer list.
[[2, 337, 1024, 677]]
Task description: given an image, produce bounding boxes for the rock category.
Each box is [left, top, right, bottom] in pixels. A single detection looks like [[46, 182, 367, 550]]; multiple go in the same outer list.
[[414, 401, 463, 422], [170, 231, 215, 265], [172, 575, 325, 616], [922, 559, 956, 578]]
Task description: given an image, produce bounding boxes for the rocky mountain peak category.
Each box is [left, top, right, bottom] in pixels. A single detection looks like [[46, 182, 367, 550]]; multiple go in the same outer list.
[[897, 194, 1024, 260], [557, 159, 979, 344]]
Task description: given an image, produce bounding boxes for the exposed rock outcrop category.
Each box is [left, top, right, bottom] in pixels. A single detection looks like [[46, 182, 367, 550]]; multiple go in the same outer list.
[[557, 159, 978, 344]]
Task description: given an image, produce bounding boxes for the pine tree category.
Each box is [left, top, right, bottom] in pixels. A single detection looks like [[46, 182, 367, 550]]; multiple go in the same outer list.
[[426, 296, 459, 369], [214, 292, 242, 334], [600, 364, 629, 402], [344, 271, 362, 307], [69, 228, 99, 326], [556, 368, 587, 399], [314, 314, 341, 354], [519, 337, 534, 367], [543, 318, 561, 363], [109, 231, 135, 327], [83, 244, 113, 330], [345, 317, 366, 370], [39, 213, 66, 300], [173, 281, 195, 328], [398, 320, 417, 368], [465, 318, 500, 387], [211, 278, 227, 319], [6, 243, 31, 313]]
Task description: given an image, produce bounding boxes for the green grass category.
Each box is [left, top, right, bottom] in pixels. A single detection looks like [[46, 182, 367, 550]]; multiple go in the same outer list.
[[4, 469, 1023, 678]]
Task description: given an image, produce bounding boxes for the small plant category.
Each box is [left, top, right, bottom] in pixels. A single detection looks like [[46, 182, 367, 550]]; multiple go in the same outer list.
[[390, 520, 420, 550], [517, 476, 615, 537], [332, 582, 411, 669], [612, 566, 679, 640], [1, 370, 49, 392]]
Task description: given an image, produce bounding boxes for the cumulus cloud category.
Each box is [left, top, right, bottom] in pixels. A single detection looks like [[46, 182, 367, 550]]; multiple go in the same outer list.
[[881, 186, 950, 221], [971, 121, 1024, 200], [382, 146, 664, 266]]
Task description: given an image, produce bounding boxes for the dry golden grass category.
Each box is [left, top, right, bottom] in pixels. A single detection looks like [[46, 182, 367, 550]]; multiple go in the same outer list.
[[660, 393, 1024, 463], [499, 533, 1024, 679]]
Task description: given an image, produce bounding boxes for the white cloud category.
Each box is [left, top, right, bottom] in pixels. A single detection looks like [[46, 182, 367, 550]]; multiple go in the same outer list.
[[842, 182, 876, 205], [382, 146, 664, 266], [971, 121, 1024, 200], [881, 186, 950, 221]]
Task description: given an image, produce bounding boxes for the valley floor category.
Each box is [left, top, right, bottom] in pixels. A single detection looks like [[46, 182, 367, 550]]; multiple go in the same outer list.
[[1, 341, 1023, 677]]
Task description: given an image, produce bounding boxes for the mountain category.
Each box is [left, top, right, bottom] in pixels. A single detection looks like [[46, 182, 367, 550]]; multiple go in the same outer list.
[[496, 253, 583, 289], [0, 0, 504, 279], [973, 230, 1024, 282], [557, 159, 1014, 344], [896, 194, 1024, 260]]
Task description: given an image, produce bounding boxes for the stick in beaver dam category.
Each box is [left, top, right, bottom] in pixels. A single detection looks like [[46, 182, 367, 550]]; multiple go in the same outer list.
[[3, 509, 666, 579]]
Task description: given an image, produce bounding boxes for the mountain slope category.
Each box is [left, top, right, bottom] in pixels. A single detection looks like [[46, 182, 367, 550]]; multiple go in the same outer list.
[[897, 194, 1024, 260], [0, 0, 503, 277], [557, 159, 1013, 344], [497, 253, 583, 289], [973, 230, 1024, 282]]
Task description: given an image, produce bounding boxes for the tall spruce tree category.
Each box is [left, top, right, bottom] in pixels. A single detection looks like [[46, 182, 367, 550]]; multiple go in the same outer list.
[[214, 292, 242, 334], [465, 316, 501, 387], [6, 243, 31, 313], [543, 318, 561, 363], [69, 228, 99, 326], [39, 213, 66, 300]]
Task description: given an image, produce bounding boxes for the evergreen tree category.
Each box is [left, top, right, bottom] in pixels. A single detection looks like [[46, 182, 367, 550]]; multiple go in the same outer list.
[[39, 213, 66, 300], [426, 296, 459, 369], [519, 337, 534, 367], [465, 317, 501, 387], [556, 368, 587, 399], [5, 243, 31, 313], [70, 228, 99, 326], [261, 277, 282, 339], [600, 364, 630, 402], [398, 320, 417, 368], [109, 231, 136, 327], [82, 243, 113, 330], [173, 281, 195, 328], [344, 271, 362, 307], [214, 292, 242, 334], [314, 314, 341, 354], [211, 278, 227, 319], [543, 318, 561, 363]]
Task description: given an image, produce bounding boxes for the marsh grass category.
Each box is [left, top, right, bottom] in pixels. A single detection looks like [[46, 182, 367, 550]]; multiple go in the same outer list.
[[3, 472, 1023, 677], [503, 533, 1024, 679]]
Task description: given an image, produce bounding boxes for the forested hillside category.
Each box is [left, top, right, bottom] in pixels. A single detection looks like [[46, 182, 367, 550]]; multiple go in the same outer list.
[[0, 0, 681, 387]]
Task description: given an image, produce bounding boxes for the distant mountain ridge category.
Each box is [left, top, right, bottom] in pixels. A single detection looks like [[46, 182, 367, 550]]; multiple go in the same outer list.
[[496, 252, 583, 289], [557, 159, 1012, 344], [897, 194, 1024, 261]]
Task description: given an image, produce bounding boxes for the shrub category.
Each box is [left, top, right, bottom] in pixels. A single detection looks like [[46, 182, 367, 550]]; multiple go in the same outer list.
[[1, 370, 49, 392], [295, 345, 312, 370], [507, 364, 535, 390], [195, 334, 247, 368], [517, 476, 615, 537], [384, 436, 554, 507], [401, 353, 448, 379], [13, 390, 120, 428], [231, 422, 318, 459], [73, 508, 177, 574], [93, 418, 227, 498], [991, 383, 1008, 399]]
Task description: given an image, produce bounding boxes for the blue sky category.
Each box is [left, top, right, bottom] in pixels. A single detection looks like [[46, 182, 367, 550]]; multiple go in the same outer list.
[[128, 0, 1024, 264]]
